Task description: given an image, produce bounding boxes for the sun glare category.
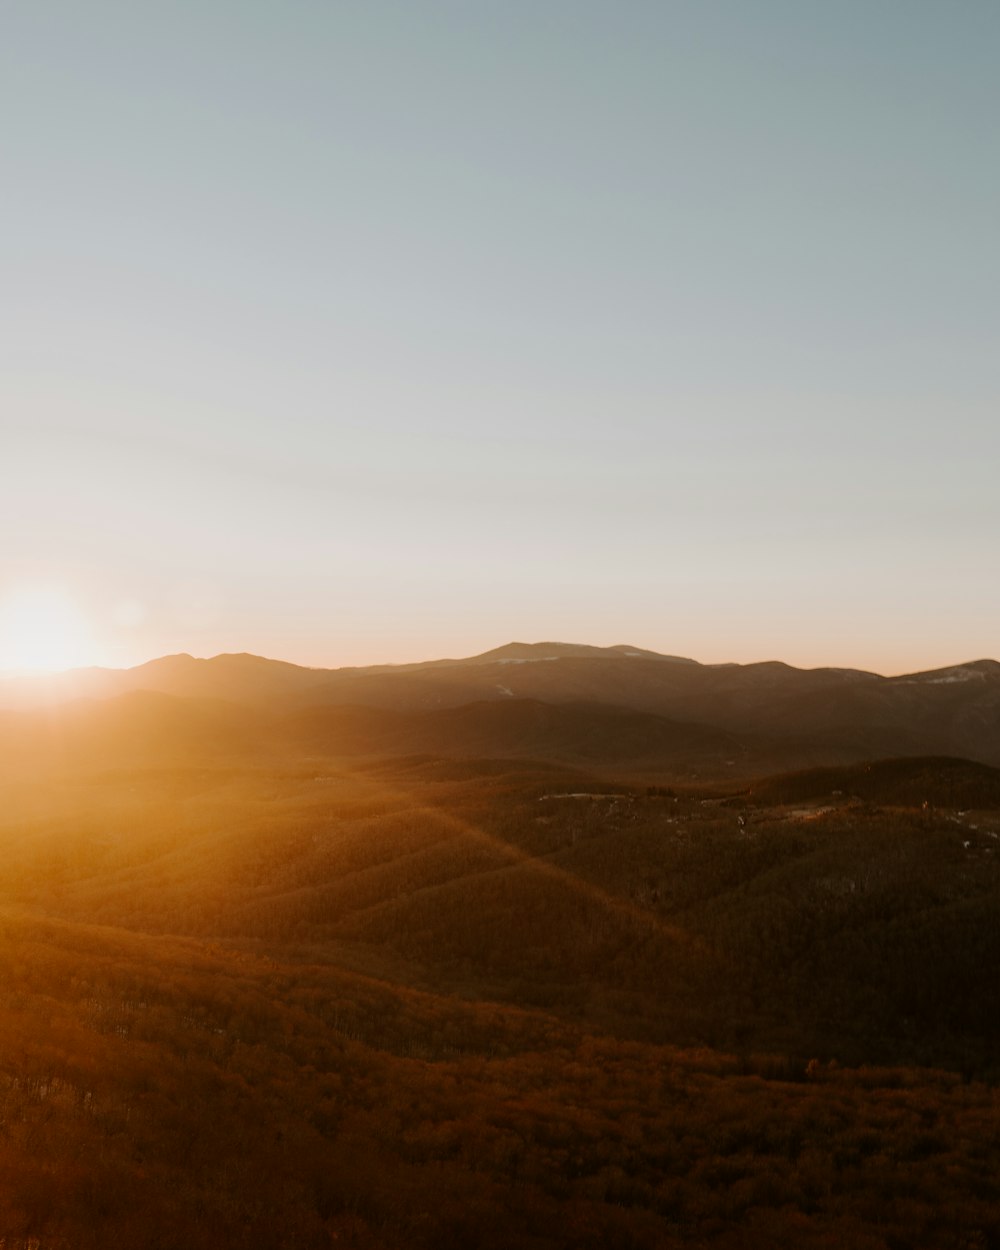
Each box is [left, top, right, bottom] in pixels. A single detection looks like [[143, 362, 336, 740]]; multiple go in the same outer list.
[[0, 586, 95, 675]]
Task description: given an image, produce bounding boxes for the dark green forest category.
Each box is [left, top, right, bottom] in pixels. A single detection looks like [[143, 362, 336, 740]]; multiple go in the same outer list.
[[1, 732, 999, 1247]]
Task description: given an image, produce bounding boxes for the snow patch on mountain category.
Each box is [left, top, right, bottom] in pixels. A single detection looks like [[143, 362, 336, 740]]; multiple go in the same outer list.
[[493, 657, 560, 665]]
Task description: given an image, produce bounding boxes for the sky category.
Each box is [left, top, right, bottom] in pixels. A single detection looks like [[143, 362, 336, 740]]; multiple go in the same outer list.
[[2, 1, 998, 676]]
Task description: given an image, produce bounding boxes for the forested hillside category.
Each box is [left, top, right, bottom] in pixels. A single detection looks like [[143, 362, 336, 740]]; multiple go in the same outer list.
[[1, 723, 998, 1246]]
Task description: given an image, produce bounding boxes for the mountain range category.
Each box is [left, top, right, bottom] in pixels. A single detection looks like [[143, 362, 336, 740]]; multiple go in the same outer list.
[[3, 641, 1000, 778]]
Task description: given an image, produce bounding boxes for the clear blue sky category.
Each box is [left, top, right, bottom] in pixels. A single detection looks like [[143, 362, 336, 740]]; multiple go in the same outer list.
[[2, 1, 997, 673]]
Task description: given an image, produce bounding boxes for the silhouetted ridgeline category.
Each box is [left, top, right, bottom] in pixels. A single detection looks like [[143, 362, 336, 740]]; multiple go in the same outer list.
[[3, 642, 1000, 776]]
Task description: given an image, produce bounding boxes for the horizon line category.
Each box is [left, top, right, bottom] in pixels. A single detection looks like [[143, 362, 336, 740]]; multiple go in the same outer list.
[[1, 641, 998, 684]]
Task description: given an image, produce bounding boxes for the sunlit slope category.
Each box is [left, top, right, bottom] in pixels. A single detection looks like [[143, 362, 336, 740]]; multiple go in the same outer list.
[[0, 691, 269, 776], [1, 745, 1000, 1245], [4, 751, 999, 1070]]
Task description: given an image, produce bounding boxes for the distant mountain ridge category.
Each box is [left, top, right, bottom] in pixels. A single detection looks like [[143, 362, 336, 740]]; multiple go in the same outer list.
[[1, 641, 1000, 774]]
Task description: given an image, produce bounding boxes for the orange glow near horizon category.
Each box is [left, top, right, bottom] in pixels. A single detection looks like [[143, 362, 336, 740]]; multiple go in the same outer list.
[[0, 585, 98, 675], [0, 584, 983, 682]]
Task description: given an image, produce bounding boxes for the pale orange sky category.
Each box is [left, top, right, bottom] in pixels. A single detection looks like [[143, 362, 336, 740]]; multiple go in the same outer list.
[[0, 569, 987, 679]]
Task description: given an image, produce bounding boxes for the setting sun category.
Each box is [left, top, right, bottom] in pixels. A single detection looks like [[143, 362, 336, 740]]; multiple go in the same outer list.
[[0, 585, 95, 675]]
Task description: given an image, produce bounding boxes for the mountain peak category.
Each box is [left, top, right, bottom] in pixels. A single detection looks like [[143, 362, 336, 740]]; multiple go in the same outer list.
[[469, 641, 696, 665]]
